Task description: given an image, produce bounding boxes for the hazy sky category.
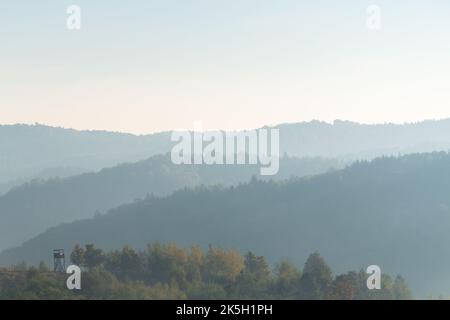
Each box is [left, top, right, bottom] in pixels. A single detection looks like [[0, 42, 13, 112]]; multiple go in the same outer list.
[[2, 1, 450, 134]]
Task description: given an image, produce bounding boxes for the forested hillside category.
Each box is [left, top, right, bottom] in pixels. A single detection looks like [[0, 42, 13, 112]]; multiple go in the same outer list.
[[3, 152, 450, 296], [0, 154, 341, 251]]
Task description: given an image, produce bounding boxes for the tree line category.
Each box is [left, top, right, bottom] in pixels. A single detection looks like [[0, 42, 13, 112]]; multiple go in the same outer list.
[[0, 243, 412, 300]]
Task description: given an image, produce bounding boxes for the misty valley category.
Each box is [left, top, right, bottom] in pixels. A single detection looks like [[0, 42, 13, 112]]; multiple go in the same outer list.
[[2, 122, 450, 299], [2, 2, 450, 309]]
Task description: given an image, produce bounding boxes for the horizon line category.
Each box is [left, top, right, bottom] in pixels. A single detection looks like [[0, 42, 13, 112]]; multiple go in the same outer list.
[[1, 117, 450, 136]]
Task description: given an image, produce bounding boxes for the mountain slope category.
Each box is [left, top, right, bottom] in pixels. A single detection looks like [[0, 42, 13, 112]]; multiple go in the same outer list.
[[3, 152, 450, 296], [0, 154, 341, 251]]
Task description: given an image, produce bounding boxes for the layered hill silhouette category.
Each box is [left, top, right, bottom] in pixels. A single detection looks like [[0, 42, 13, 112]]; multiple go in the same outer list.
[[0, 124, 172, 188], [4, 119, 450, 191], [0, 154, 340, 251], [2, 152, 450, 297]]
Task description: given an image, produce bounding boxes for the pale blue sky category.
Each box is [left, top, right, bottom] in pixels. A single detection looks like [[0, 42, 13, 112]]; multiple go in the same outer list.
[[1, 1, 450, 133]]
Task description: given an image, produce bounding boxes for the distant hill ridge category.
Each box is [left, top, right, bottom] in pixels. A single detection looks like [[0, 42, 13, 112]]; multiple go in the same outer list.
[[3, 119, 450, 186]]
